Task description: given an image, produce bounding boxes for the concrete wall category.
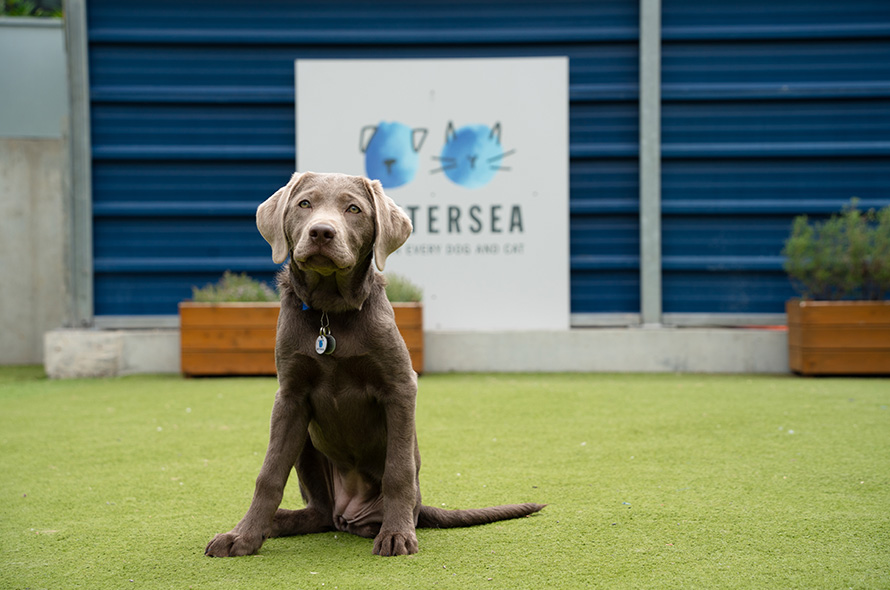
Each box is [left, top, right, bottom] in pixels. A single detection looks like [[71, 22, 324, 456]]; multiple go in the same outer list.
[[0, 18, 70, 364], [425, 328, 788, 374], [43, 326, 789, 378], [0, 139, 69, 363]]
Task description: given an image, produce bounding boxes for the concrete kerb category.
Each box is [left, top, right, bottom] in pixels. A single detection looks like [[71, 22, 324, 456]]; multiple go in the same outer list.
[[43, 326, 789, 378], [44, 329, 180, 378]]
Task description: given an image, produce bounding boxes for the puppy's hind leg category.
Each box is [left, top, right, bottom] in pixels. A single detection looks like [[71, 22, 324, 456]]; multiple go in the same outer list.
[[271, 507, 334, 537], [271, 441, 336, 538]]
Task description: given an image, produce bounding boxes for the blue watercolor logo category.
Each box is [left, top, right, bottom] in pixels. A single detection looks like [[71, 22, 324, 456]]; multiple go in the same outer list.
[[360, 122, 428, 189], [432, 122, 515, 189]]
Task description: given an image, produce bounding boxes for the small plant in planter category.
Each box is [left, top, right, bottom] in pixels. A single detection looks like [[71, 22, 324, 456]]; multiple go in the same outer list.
[[385, 272, 423, 303], [179, 272, 280, 377], [385, 273, 425, 374], [191, 271, 279, 302], [781, 200, 890, 375], [783, 200, 890, 301]]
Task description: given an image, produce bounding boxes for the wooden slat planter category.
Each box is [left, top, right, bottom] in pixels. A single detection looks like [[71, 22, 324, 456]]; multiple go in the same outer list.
[[392, 303, 424, 374], [179, 302, 279, 377], [786, 300, 890, 375], [179, 301, 424, 376]]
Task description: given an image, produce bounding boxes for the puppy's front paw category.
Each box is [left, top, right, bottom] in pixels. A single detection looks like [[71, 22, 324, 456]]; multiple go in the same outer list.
[[204, 530, 264, 557], [373, 529, 418, 556]]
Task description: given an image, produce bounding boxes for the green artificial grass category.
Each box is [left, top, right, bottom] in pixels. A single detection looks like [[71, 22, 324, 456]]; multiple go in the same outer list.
[[1, 368, 888, 589]]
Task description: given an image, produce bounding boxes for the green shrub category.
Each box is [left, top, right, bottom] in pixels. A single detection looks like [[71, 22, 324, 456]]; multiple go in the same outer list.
[[782, 200, 890, 300], [384, 273, 423, 302], [1, 0, 62, 17], [191, 271, 278, 303]]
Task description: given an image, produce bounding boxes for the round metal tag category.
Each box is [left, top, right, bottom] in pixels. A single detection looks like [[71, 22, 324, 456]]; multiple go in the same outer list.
[[315, 334, 328, 355], [323, 334, 336, 355]]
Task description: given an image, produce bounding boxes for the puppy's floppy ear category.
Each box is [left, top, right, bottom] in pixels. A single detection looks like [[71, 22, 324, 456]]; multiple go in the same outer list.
[[363, 178, 412, 271], [257, 172, 306, 264]]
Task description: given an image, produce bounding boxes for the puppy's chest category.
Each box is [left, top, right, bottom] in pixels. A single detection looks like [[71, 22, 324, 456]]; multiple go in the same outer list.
[[308, 375, 380, 418], [306, 379, 387, 466]]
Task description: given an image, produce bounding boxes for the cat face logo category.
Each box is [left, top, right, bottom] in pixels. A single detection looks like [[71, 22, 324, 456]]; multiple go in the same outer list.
[[360, 121, 428, 189], [432, 122, 515, 189]]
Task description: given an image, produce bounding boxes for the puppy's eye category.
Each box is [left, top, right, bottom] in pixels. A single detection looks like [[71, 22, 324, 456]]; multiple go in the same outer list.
[[298, 200, 311, 209], [347, 205, 362, 214]]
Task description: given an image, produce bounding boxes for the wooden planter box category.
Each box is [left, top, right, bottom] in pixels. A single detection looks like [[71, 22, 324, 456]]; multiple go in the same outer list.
[[392, 302, 424, 374], [786, 300, 890, 375], [179, 302, 279, 377], [179, 301, 424, 376]]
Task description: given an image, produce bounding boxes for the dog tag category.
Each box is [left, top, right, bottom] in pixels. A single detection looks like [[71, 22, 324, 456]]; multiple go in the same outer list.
[[323, 334, 336, 355], [315, 333, 329, 355], [315, 327, 336, 355], [315, 312, 336, 355]]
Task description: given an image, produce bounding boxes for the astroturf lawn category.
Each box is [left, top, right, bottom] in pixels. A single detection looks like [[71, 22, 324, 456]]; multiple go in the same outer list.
[[1, 368, 888, 589]]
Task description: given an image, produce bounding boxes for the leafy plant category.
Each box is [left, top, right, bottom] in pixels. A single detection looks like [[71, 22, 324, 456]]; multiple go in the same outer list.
[[191, 271, 278, 303], [1, 0, 62, 17], [384, 273, 422, 303], [782, 200, 890, 300], [870, 206, 890, 299]]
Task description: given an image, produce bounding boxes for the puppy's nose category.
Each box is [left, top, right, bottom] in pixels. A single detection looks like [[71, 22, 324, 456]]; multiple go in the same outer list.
[[309, 223, 337, 244]]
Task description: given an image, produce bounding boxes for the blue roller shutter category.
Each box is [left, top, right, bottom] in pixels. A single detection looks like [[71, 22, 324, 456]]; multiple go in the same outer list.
[[661, 0, 890, 315], [86, 0, 640, 316]]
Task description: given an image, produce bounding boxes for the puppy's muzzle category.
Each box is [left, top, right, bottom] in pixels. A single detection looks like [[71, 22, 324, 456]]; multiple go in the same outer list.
[[309, 223, 337, 245]]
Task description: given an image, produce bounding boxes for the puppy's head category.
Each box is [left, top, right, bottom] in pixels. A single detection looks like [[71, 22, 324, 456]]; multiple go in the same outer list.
[[256, 172, 412, 274]]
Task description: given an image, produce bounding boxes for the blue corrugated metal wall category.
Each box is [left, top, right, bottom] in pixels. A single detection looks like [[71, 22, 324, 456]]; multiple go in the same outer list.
[[85, 0, 890, 318], [87, 0, 640, 316], [661, 0, 890, 314]]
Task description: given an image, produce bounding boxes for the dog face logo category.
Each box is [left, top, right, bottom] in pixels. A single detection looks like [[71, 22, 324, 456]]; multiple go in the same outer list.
[[432, 122, 515, 189], [360, 122, 428, 189]]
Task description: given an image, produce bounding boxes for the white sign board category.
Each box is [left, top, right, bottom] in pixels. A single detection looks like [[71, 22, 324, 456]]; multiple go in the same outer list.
[[296, 57, 569, 331]]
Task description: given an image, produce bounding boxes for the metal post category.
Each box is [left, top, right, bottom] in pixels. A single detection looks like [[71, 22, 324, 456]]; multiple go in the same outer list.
[[64, 0, 94, 327], [639, 0, 662, 326]]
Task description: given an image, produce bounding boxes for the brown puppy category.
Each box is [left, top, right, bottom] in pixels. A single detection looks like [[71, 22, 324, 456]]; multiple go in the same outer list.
[[205, 172, 543, 557]]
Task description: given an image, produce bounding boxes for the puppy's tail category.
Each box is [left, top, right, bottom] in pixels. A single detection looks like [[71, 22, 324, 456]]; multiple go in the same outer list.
[[417, 502, 545, 529]]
